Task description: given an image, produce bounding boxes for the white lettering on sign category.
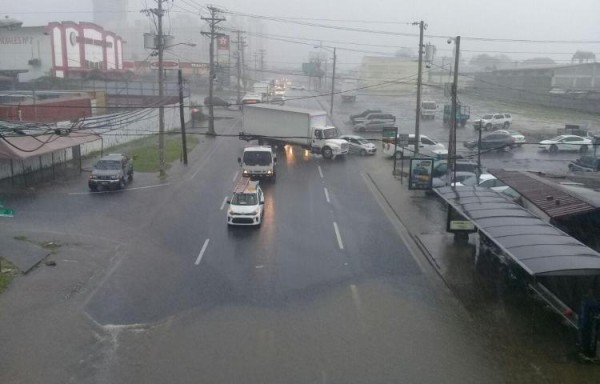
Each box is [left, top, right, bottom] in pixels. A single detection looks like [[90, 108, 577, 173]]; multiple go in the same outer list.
[[0, 36, 33, 44]]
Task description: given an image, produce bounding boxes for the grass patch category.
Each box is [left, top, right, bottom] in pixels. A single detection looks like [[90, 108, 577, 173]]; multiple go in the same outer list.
[[93, 133, 200, 173], [0, 257, 19, 294]]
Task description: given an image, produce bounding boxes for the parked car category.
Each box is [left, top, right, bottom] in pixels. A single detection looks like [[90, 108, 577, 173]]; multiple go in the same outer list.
[[473, 113, 512, 131], [431, 159, 482, 178], [464, 130, 515, 152], [88, 153, 134, 192], [538, 135, 592, 153], [431, 171, 478, 188], [568, 155, 600, 172], [204, 96, 230, 107], [353, 119, 397, 133], [241, 93, 262, 105], [339, 135, 377, 155], [353, 112, 396, 126], [495, 130, 526, 147], [270, 95, 286, 105], [383, 134, 446, 159], [457, 173, 509, 191], [350, 109, 382, 124]]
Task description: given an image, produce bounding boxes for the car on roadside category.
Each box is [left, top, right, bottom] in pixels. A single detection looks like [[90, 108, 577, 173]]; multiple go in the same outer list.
[[431, 171, 478, 188], [88, 153, 133, 192], [538, 134, 592, 153], [226, 179, 265, 227], [241, 93, 262, 105], [473, 113, 512, 131], [495, 129, 526, 147], [270, 95, 286, 105], [464, 130, 515, 152], [456, 173, 509, 192], [383, 134, 446, 159], [349, 109, 382, 124], [352, 112, 396, 126], [431, 159, 482, 178], [353, 119, 397, 133], [339, 135, 377, 155], [568, 155, 600, 172], [204, 96, 230, 107]]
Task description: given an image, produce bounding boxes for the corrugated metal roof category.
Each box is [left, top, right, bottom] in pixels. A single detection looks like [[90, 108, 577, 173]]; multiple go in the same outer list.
[[489, 169, 599, 219], [435, 186, 600, 277]]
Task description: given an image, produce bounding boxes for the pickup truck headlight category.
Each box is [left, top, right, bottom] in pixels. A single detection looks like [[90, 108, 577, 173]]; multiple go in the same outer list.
[[110, 175, 120, 180]]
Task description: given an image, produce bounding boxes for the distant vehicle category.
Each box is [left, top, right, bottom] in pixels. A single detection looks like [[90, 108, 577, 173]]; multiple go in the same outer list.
[[420, 101, 437, 120], [241, 104, 349, 159], [349, 109, 382, 124], [290, 85, 306, 90], [538, 135, 592, 153], [464, 130, 515, 152], [238, 146, 276, 181], [227, 179, 265, 227], [473, 113, 512, 131], [341, 80, 358, 102], [443, 104, 470, 127], [353, 119, 397, 133], [204, 96, 230, 107], [382, 134, 445, 159], [190, 104, 204, 122], [568, 156, 600, 172], [241, 93, 262, 105], [270, 95, 286, 105], [352, 112, 396, 126], [431, 159, 482, 178], [253, 82, 271, 102], [495, 129, 526, 147], [88, 153, 133, 192], [339, 135, 377, 155]]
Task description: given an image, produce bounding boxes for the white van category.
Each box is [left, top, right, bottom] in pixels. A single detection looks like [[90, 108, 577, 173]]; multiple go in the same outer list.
[[420, 101, 437, 120]]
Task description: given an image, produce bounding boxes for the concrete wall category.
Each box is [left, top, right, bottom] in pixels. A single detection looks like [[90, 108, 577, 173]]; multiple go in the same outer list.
[[0, 103, 182, 180]]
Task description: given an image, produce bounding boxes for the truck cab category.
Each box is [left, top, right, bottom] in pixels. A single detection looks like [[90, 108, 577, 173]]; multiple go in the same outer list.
[[313, 126, 349, 159], [238, 146, 277, 181]]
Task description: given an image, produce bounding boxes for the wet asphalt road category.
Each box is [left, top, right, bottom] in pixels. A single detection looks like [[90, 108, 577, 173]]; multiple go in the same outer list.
[[1, 87, 598, 383]]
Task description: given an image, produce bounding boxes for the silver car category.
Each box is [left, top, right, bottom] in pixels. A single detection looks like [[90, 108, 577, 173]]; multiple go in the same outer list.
[[339, 135, 377, 155], [353, 119, 397, 133]]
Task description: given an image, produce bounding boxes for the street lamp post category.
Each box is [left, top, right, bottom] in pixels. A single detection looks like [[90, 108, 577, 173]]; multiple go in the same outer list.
[[446, 36, 461, 187], [315, 45, 337, 117]]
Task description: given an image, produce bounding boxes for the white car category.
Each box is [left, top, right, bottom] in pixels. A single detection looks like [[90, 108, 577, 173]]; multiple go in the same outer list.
[[473, 113, 512, 131], [383, 134, 445, 159], [227, 179, 265, 226], [339, 135, 377, 156], [456, 173, 509, 192], [538, 135, 592, 153]]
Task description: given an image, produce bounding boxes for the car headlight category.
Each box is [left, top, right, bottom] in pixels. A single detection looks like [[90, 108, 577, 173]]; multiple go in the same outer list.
[[111, 175, 120, 180], [89, 175, 97, 180], [267, 170, 272, 175], [242, 170, 249, 175]]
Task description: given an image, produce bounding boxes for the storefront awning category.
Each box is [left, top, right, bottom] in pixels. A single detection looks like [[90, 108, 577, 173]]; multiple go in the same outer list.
[[0, 131, 100, 160]]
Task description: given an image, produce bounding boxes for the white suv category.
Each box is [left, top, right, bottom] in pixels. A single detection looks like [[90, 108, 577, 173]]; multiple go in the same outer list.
[[227, 179, 265, 226], [474, 113, 512, 131]]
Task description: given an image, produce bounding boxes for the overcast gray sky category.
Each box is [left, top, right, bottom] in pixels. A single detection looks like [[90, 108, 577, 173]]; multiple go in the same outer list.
[[4, 0, 600, 69]]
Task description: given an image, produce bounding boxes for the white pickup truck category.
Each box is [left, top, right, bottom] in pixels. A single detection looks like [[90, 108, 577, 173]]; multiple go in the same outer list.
[[473, 113, 512, 131]]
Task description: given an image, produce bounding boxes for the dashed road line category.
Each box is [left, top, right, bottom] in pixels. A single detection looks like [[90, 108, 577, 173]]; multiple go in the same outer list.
[[195, 239, 210, 265], [68, 183, 171, 195], [220, 196, 229, 210], [318, 165, 324, 179], [333, 222, 344, 250], [232, 170, 239, 182], [324, 187, 330, 203]]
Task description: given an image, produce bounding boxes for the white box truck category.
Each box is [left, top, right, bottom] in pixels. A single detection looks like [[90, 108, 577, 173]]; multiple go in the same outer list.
[[238, 146, 277, 181], [241, 104, 349, 159]]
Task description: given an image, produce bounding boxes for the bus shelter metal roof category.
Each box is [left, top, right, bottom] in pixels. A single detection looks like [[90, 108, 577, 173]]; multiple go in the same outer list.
[[435, 186, 600, 277]]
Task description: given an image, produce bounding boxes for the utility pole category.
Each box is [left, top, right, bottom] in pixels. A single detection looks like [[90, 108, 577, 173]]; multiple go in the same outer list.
[[446, 36, 461, 186], [413, 21, 426, 156], [259, 49, 266, 82], [330, 47, 336, 116], [178, 69, 188, 165], [201, 6, 225, 136], [233, 30, 245, 105], [150, 0, 166, 177]]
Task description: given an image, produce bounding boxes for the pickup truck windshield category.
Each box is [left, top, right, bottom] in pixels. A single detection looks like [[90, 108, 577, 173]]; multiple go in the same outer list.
[[95, 160, 121, 170], [243, 152, 272, 166]]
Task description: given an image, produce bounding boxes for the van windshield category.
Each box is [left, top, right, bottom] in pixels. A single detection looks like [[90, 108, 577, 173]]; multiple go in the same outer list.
[[243, 151, 272, 166], [422, 102, 436, 109]]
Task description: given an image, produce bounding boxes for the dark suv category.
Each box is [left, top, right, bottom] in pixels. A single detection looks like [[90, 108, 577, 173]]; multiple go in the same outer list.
[[350, 109, 382, 124], [568, 156, 600, 172], [88, 154, 134, 191]]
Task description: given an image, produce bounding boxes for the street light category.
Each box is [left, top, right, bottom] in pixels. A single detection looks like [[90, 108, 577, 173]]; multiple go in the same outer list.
[[314, 45, 337, 116]]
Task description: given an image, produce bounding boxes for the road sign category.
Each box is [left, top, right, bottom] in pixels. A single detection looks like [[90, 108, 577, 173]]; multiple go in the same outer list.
[[382, 127, 398, 138]]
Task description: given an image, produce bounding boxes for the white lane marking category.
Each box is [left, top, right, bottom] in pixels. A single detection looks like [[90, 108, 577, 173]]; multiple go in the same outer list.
[[333, 222, 344, 250], [232, 170, 239, 182], [220, 196, 229, 210], [255, 265, 265, 269], [69, 183, 170, 195], [318, 165, 324, 179], [324, 187, 330, 203], [195, 239, 210, 265]]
